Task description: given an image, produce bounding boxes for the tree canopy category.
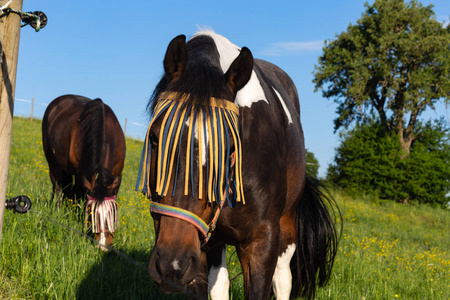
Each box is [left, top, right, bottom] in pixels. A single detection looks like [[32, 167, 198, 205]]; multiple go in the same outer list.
[[313, 0, 450, 155], [327, 118, 450, 205], [306, 149, 319, 178]]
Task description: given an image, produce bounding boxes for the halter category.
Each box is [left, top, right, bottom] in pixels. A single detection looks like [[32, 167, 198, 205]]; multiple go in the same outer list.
[[149, 152, 236, 245], [149, 200, 224, 244], [136, 92, 243, 244]]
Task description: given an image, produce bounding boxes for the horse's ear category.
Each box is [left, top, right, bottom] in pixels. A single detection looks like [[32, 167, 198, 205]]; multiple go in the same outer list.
[[84, 176, 92, 191], [164, 35, 187, 81], [225, 47, 253, 94], [109, 176, 121, 194]]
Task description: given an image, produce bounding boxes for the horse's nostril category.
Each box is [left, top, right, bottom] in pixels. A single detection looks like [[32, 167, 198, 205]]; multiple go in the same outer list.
[[188, 254, 197, 269], [181, 251, 200, 285], [155, 258, 162, 276], [148, 249, 163, 284]]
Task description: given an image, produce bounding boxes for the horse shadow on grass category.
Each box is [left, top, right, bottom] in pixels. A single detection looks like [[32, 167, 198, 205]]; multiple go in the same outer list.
[[49, 196, 238, 299], [42, 197, 187, 299], [75, 249, 189, 300]]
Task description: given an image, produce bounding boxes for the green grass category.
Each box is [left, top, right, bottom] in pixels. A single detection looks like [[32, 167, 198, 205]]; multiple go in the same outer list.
[[315, 192, 450, 299], [1, 117, 449, 299]]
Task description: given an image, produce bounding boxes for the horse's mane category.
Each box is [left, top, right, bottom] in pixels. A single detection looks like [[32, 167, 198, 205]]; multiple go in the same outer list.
[[147, 34, 227, 118], [78, 99, 115, 197]]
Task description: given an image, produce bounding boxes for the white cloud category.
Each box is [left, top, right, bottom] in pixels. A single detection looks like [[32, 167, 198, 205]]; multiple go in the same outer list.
[[260, 40, 324, 56]]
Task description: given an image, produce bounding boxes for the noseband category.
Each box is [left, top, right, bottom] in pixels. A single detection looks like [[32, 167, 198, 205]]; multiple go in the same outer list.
[[149, 199, 224, 245]]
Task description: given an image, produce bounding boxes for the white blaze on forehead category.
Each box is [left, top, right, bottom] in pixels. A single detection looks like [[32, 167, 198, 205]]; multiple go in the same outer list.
[[185, 116, 208, 166], [272, 243, 296, 300], [208, 247, 230, 300], [192, 30, 268, 108], [273, 87, 293, 124], [193, 30, 239, 73]]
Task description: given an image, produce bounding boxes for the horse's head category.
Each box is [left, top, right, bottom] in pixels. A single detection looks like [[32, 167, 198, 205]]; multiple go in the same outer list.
[[138, 33, 253, 291], [84, 167, 122, 252], [83, 167, 122, 199]]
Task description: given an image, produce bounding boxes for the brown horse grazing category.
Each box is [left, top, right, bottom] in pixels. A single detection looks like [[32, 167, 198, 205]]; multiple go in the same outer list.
[[42, 94, 126, 251], [136, 31, 340, 300]]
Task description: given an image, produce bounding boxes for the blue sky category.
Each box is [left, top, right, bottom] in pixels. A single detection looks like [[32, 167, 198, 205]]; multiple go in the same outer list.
[[12, 0, 450, 177]]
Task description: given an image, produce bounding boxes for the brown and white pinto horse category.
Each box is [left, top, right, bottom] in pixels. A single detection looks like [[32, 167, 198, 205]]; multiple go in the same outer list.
[[137, 31, 340, 300], [42, 95, 126, 251]]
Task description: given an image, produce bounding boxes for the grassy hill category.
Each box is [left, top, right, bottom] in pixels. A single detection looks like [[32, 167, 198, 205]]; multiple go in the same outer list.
[[1, 117, 449, 299]]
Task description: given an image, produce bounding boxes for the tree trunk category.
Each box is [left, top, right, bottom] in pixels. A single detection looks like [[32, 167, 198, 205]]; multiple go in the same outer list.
[[399, 132, 413, 158], [393, 80, 412, 159], [399, 99, 426, 158]]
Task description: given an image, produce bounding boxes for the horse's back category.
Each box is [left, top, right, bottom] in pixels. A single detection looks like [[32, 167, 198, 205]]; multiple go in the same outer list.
[[246, 59, 306, 212], [43, 95, 90, 143], [43, 94, 125, 192], [254, 59, 300, 116], [42, 95, 89, 170], [44, 94, 90, 124], [42, 94, 125, 172]]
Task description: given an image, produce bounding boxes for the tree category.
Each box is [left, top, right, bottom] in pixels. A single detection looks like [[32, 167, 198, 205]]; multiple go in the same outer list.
[[327, 118, 450, 205], [305, 149, 319, 177], [313, 0, 450, 156]]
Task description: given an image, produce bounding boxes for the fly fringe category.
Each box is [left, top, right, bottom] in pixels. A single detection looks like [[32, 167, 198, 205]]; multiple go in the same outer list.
[[136, 91, 245, 207], [85, 196, 119, 233]]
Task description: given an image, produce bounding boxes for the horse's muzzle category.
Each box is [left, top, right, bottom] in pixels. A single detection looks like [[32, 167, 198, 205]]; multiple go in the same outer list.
[[148, 247, 200, 292], [94, 231, 113, 252]]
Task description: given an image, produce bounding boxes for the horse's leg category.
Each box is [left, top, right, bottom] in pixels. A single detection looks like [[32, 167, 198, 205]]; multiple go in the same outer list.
[[48, 170, 60, 198], [47, 164, 65, 204], [237, 222, 280, 300], [272, 211, 297, 300], [50, 171, 75, 208], [207, 244, 229, 300], [188, 244, 230, 300]]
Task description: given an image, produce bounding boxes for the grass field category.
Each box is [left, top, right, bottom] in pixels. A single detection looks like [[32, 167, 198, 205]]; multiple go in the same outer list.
[[1, 117, 449, 299]]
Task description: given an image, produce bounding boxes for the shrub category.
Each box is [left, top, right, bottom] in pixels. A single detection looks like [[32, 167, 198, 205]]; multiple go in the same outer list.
[[327, 118, 450, 206]]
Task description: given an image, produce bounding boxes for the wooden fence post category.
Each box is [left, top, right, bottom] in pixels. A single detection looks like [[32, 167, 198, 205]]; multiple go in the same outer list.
[[0, 0, 23, 246], [30, 96, 33, 121]]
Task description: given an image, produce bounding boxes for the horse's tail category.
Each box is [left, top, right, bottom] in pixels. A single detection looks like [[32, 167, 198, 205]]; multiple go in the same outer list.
[[294, 174, 341, 299], [78, 99, 105, 181]]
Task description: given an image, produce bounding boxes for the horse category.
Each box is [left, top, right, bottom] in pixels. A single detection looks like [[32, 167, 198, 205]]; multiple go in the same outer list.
[[136, 31, 340, 300], [42, 94, 126, 251]]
